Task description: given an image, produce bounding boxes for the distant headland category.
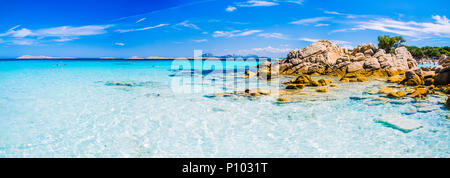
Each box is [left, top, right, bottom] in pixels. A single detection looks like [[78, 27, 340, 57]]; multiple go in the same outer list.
[[14, 54, 271, 60]]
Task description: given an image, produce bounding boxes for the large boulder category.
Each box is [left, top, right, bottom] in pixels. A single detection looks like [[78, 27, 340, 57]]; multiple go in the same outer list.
[[257, 61, 279, 80], [280, 41, 418, 78], [401, 70, 423, 86], [347, 61, 365, 73], [364, 57, 381, 69], [351, 43, 377, 56], [281, 40, 346, 74], [438, 55, 449, 67], [434, 55, 450, 85], [394, 47, 416, 71], [434, 66, 450, 85]]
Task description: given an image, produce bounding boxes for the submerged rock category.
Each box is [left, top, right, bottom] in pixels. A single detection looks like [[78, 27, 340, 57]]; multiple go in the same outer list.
[[286, 84, 305, 90], [376, 114, 422, 133], [340, 73, 366, 82], [277, 97, 293, 102], [316, 88, 328, 93], [407, 88, 429, 98], [402, 106, 417, 115], [387, 91, 406, 98], [105, 81, 136, 87], [289, 75, 313, 84], [318, 79, 332, 86], [378, 87, 396, 94]]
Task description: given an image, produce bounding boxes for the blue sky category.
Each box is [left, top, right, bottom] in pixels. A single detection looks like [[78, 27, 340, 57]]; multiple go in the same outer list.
[[0, 0, 449, 58]]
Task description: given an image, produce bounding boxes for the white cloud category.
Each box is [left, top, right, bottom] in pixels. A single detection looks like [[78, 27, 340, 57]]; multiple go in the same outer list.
[[213, 30, 262, 38], [331, 40, 351, 45], [54, 37, 79, 42], [115, 42, 125, 46], [324, 11, 341, 15], [340, 45, 354, 49], [322, 10, 376, 19], [290, 17, 332, 25], [226, 6, 237, 12], [116, 24, 169, 33], [8, 25, 21, 31], [236, 46, 292, 56], [0, 27, 32, 38], [13, 28, 32, 37], [175, 20, 200, 30], [0, 24, 113, 45], [35, 25, 113, 37], [11, 39, 34, 45], [258, 33, 285, 39], [314, 24, 329, 27], [283, 0, 304, 5], [299, 38, 353, 46], [299, 38, 320, 42], [238, 0, 278, 7], [136, 18, 147, 23], [337, 15, 450, 38], [193, 39, 208, 43]]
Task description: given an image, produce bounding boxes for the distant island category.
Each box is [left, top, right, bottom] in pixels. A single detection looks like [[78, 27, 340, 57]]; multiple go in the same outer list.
[[15, 54, 271, 60]]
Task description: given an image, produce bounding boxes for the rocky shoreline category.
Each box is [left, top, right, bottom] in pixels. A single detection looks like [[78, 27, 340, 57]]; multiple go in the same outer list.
[[215, 40, 449, 108]]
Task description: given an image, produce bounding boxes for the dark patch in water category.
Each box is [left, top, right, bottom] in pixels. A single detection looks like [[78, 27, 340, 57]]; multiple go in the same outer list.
[[212, 107, 226, 112], [204, 95, 217, 99], [145, 93, 161, 97], [349, 96, 370, 101], [103, 81, 161, 88]]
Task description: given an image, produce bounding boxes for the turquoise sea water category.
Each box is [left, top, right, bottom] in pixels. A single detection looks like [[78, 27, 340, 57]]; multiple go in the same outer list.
[[0, 60, 448, 158]]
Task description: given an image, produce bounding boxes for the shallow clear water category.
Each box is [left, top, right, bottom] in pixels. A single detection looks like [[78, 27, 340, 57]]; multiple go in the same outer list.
[[0, 60, 448, 158]]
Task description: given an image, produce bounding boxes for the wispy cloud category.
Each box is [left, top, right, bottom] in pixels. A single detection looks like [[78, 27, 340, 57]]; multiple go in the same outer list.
[[283, 0, 304, 5], [299, 38, 320, 42], [0, 27, 32, 38], [136, 18, 147, 23], [11, 38, 34, 45], [237, 0, 279, 7], [54, 37, 79, 42], [299, 38, 353, 49], [35, 25, 114, 37], [193, 39, 208, 43], [115, 42, 125, 46], [299, 38, 351, 44], [0, 24, 113, 44], [116, 24, 168, 33], [331, 40, 351, 45], [290, 17, 332, 25], [226, 6, 237, 12], [236, 46, 292, 56], [174, 20, 200, 30], [258, 32, 286, 39], [322, 10, 375, 19], [213, 30, 262, 38], [323, 11, 342, 15], [230, 0, 303, 12], [333, 15, 450, 38], [314, 23, 329, 27]]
